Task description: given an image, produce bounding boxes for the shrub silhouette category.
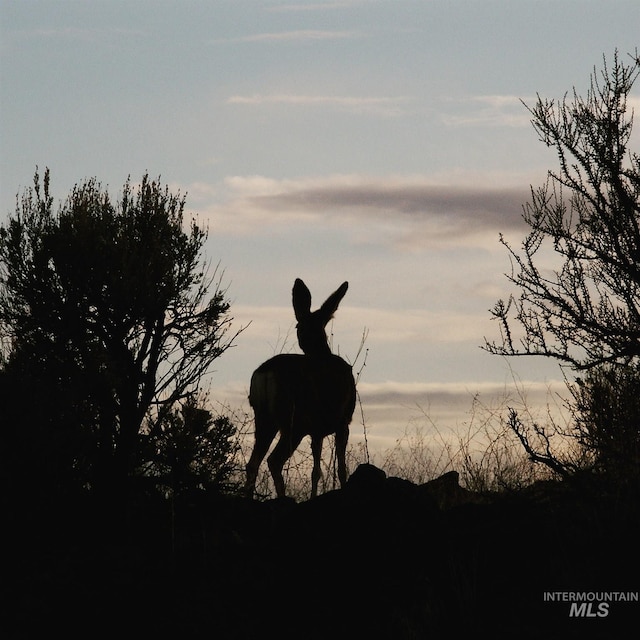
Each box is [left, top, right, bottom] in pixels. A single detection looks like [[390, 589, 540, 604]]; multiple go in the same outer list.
[[142, 396, 240, 497], [0, 170, 241, 502], [486, 52, 640, 480]]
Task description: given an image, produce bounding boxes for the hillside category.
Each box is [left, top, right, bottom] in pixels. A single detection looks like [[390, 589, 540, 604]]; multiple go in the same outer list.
[[5, 464, 638, 639]]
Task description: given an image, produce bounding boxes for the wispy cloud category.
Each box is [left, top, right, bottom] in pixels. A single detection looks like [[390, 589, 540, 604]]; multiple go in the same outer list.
[[245, 176, 526, 222], [357, 377, 568, 438], [227, 94, 410, 116], [358, 378, 565, 411], [196, 173, 532, 248], [214, 375, 567, 442], [442, 95, 532, 128], [443, 93, 640, 130]]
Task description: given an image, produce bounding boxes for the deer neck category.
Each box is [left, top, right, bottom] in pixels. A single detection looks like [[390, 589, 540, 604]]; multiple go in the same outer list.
[[303, 343, 332, 358]]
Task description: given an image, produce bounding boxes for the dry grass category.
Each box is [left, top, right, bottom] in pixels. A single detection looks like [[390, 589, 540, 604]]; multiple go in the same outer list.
[[227, 376, 569, 500]]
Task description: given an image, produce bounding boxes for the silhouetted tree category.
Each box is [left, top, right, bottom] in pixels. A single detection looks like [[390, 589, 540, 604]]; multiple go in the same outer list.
[[0, 170, 240, 499], [485, 52, 640, 478]]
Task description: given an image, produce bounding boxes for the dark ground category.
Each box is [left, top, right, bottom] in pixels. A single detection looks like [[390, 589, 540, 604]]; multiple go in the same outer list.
[[4, 464, 639, 639]]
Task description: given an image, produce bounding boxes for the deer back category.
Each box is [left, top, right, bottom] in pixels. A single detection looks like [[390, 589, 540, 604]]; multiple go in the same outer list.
[[249, 353, 356, 439]]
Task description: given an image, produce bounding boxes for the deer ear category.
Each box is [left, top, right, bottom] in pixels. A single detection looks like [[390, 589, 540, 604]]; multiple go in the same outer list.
[[319, 281, 348, 323], [292, 278, 312, 320]]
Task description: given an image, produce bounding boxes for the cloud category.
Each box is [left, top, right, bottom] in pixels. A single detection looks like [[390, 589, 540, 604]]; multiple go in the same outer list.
[[213, 376, 568, 445], [358, 378, 564, 410], [446, 94, 640, 130], [253, 178, 526, 224], [356, 377, 569, 445], [442, 95, 533, 128], [200, 173, 531, 248]]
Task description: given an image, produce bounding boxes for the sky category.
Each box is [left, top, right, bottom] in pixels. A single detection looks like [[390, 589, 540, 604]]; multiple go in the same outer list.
[[1, 0, 639, 454]]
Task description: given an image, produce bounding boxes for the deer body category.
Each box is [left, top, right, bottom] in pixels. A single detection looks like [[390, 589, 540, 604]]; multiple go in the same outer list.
[[245, 279, 356, 499]]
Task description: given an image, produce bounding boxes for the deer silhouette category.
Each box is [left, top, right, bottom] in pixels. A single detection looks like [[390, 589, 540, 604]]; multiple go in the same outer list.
[[245, 279, 356, 499]]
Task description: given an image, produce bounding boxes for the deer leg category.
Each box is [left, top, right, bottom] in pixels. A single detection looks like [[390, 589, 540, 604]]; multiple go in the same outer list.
[[244, 416, 277, 497], [310, 436, 323, 498], [335, 428, 349, 489], [267, 431, 304, 499]]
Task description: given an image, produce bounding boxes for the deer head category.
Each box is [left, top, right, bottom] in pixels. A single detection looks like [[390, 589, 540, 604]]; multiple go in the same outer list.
[[292, 278, 349, 356]]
